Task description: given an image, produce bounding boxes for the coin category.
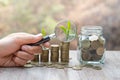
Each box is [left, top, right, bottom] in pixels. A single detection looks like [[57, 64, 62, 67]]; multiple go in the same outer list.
[[61, 50, 69, 53], [55, 64, 64, 69], [82, 52, 91, 61], [60, 42, 70, 50], [72, 65, 82, 70], [32, 54, 39, 62], [36, 64, 45, 67], [98, 36, 105, 45], [51, 52, 59, 62], [61, 58, 69, 62], [96, 47, 104, 55], [90, 40, 103, 50], [89, 35, 99, 41], [61, 42, 70, 46], [81, 39, 90, 49], [24, 64, 34, 68], [91, 54, 102, 61], [51, 58, 59, 62], [60, 42, 70, 62], [83, 64, 93, 68], [51, 44, 59, 51], [81, 49, 88, 53], [41, 49, 49, 62], [51, 45, 59, 62], [92, 66, 102, 70]]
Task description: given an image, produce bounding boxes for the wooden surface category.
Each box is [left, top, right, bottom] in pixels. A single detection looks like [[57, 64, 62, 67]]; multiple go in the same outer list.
[[0, 51, 120, 80]]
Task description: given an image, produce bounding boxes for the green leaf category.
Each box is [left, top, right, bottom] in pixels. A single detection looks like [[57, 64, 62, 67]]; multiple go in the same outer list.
[[60, 25, 67, 34], [67, 21, 71, 31], [41, 27, 46, 37]]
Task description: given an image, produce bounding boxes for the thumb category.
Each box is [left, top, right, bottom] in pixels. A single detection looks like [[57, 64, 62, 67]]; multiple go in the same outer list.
[[15, 33, 43, 45]]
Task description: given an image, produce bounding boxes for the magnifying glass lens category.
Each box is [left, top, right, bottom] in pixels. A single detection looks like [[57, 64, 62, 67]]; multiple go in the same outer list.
[[55, 20, 76, 42]]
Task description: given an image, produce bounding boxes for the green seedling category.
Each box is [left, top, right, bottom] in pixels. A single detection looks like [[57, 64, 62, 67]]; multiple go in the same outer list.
[[41, 27, 47, 49], [60, 21, 71, 41], [41, 27, 47, 37]]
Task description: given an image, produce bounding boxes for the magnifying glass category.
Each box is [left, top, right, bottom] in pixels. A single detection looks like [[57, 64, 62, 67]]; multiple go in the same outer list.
[[28, 20, 77, 46]]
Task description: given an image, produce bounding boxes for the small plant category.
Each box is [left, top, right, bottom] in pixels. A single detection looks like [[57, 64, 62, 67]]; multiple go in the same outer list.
[[41, 27, 47, 37], [60, 20, 71, 41], [41, 27, 47, 49]]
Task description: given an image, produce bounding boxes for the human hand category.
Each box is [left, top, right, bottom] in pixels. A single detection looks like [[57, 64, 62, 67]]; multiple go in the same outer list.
[[0, 32, 50, 67]]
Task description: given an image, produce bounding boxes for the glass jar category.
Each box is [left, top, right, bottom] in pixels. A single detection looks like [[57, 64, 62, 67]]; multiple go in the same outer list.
[[77, 26, 105, 65]]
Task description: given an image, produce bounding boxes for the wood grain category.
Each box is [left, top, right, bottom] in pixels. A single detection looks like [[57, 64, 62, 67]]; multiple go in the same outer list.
[[0, 51, 120, 80]]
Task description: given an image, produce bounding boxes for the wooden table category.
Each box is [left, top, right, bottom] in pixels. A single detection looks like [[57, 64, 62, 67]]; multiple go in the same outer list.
[[0, 51, 120, 80]]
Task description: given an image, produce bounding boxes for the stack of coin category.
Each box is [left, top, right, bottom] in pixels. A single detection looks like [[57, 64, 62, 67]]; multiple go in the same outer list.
[[50, 44, 59, 62], [31, 54, 39, 64], [41, 48, 49, 62], [81, 35, 105, 61], [60, 42, 70, 62]]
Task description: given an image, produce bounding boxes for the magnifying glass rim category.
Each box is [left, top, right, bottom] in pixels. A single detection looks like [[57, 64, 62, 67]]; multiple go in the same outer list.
[[54, 20, 77, 42]]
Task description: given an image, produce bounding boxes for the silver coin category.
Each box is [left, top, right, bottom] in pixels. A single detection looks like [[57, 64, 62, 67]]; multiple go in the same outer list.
[[81, 39, 90, 49], [98, 36, 105, 45], [24, 64, 34, 68], [72, 65, 82, 70], [55, 64, 64, 69]]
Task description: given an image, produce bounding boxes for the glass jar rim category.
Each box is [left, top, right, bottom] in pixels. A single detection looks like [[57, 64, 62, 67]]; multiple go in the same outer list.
[[81, 26, 103, 35], [81, 26, 103, 31]]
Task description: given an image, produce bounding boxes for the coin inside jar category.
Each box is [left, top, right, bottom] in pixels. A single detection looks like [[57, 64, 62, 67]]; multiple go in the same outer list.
[[90, 40, 103, 50], [81, 39, 90, 49], [96, 47, 104, 56], [82, 52, 91, 61], [98, 36, 105, 45]]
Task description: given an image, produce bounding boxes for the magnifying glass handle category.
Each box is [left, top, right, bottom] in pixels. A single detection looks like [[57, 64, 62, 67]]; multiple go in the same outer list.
[[28, 36, 50, 46], [27, 33, 55, 46]]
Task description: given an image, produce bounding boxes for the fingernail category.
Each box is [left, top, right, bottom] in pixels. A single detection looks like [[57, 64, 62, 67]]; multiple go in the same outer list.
[[35, 33, 42, 37]]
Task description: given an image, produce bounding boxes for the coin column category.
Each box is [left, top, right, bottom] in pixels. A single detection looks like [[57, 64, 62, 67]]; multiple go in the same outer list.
[[41, 48, 49, 62], [51, 45, 59, 63], [31, 54, 39, 64], [60, 42, 70, 62]]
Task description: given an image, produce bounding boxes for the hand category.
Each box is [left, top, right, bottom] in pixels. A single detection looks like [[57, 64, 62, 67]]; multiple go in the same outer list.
[[0, 33, 50, 67]]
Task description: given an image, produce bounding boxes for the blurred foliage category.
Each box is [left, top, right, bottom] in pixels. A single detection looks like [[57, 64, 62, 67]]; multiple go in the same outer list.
[[0, 0, 120, 50], [0, 0, 10, 6]]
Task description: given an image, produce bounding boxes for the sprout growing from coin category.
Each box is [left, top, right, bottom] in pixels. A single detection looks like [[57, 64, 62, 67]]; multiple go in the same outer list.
[[60, 21, 71, 41]]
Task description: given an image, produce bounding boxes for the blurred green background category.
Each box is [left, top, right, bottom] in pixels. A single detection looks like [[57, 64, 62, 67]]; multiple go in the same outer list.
[[0, 0, 120, 50]]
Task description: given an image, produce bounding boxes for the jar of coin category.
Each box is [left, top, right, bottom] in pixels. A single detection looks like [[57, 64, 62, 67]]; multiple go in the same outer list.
[[77, 26, 105, 65]]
